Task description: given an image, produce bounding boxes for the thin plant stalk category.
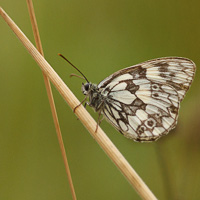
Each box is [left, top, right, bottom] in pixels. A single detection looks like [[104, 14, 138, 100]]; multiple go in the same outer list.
[[26, 1, 77, 199], [155, 143, 174, 200], [0, 7, 157, 200]]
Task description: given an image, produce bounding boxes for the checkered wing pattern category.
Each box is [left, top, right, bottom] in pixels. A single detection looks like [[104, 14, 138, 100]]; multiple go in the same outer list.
[[98, 57, 195, 141]]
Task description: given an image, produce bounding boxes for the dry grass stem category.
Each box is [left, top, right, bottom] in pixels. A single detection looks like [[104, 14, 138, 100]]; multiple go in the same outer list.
[[0, 7, 157, 200], [26, 1, 77, 199]]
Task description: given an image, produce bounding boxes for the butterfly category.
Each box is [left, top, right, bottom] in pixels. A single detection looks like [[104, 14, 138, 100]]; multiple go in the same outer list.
[[59, 55, 196, 142]]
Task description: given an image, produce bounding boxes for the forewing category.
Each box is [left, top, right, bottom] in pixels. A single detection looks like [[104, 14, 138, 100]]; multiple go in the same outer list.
[[98, 57, 195, 141], [98, 57, 195, 102]]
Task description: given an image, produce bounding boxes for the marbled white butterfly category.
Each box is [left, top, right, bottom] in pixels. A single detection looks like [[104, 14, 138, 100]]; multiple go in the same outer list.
[[60, 55, 196, 142]]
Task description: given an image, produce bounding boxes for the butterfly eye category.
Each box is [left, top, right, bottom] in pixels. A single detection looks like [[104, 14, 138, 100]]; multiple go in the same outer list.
[[84, 83, 90, 91], [81, 83, 90, 95]]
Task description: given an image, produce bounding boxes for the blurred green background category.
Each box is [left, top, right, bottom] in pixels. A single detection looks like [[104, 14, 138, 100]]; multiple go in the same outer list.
[[0, 0, 200, 199]]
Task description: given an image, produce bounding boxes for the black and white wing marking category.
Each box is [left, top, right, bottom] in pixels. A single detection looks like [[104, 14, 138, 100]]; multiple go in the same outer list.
[[98, 57, 195, 142]]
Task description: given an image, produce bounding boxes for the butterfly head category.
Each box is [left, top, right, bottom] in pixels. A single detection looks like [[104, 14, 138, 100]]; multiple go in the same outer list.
[[82, 82, 99, 96], [81, 82, 91, 95]]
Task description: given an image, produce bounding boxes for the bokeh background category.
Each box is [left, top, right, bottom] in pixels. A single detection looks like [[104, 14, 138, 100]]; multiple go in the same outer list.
[[1, 0, 200, 199]]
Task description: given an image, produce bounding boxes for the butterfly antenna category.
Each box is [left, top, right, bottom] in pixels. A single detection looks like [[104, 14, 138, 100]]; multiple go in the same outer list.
[[70, 73, 86, 80], [58, 53, 89, 83]]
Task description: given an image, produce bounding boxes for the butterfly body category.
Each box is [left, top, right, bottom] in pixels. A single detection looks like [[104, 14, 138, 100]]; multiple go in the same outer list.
[[81, 57, 195, 142]]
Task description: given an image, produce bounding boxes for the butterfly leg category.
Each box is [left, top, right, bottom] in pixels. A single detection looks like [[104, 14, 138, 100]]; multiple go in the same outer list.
[[84, 102, 89, 108], [95, 111, 104, 133], [73, 95, 88, 113]]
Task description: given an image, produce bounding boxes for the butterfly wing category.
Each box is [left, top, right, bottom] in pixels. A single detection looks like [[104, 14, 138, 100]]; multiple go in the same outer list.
[[98, 57, 195, 141]]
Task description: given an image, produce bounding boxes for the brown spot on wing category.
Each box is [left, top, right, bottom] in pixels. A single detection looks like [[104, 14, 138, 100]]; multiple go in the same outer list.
[[125, 80, 139, 94]]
